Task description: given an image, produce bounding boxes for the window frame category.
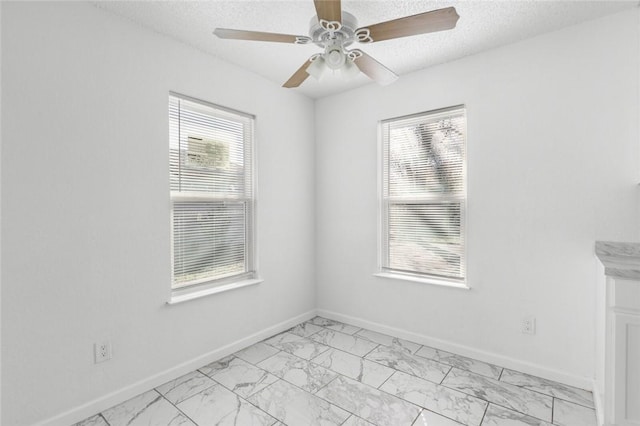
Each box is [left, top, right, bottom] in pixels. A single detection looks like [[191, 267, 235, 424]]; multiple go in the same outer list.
[[376, 105, 468, 289], [168, 92, 260, 303]]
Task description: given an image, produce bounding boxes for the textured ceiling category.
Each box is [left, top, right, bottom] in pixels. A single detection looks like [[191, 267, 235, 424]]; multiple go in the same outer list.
[[95, 0, 638, 99]]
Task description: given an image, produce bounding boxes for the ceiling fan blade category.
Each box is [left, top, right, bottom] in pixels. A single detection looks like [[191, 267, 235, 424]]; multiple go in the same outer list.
[[283, 58, 314, 88], [314, 0, 342, 23], [357, 7, 459, 43], [214, 28, 309, 44], [352, 50, 398, 86]]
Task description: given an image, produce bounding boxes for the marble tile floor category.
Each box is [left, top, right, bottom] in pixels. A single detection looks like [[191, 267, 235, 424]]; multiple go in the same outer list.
[[75, 317, 597, 426]]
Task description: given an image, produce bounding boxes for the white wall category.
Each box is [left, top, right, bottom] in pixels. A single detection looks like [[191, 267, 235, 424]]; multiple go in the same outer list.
[[315, 9, 639, 385], [1, 2, 315, 425]]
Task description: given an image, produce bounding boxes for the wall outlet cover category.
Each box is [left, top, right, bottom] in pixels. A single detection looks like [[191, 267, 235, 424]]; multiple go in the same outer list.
[[522, 316, 536, 335], [94, 341, 112, 363]]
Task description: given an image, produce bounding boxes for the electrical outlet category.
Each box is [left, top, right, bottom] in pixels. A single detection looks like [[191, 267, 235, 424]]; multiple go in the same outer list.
[[522, 316, 536, 335], [94, 341, 112, 363]]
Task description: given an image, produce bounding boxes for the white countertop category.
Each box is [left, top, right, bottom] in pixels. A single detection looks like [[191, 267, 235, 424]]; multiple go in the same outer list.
[[595, 241, 640, 280]]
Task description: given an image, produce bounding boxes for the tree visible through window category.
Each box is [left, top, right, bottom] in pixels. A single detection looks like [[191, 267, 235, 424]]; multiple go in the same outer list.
[[169, 94, 256, 291], [380, 106, 466, 283]]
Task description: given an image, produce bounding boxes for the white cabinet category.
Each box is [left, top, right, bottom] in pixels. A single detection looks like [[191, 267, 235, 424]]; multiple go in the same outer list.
[[596, 242, 640, 426]]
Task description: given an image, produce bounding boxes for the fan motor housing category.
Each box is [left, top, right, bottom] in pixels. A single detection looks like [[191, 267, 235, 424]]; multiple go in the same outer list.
[[309, 11, 358, 48]]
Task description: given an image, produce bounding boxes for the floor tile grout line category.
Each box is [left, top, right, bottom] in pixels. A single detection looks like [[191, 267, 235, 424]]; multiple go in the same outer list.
[[217, 366, 281, 400], [356, 329, 418, 349], [290, 320, 328, 338], [503, 367, 594, 394], [376, 369, 398, 390], [378, 371, 490, 423], [436, 371, 554, 424], [311, 372, 341, 396], [422, 407, 471, 426], [265, 338, 333, 362], [236, 384, 282, 425], [98, 413, 111, 426], [478, 402, 490, 426], [315, 372, 424, 425], [400, 350, 503, 381], [471, 399, 553, 424], [256, 349, 286, 366], [308, 334, 380, 358], [373, 381, 425, 419], [305, 374, 365, 422], [439, 365, 453, 385], [260, 356, 339, 395], [364, 347, 452, 385], [440, 366, 556, 399], [153, 370, 212, 403], [158, 392, 200, 426], [310, 317, 362, 335], [309, 346, 395, 388], [409, 408, 422, 426], [249, 376, 281, 396], [369, 343, 454, 370], [338, 415, 349, 426], [413, 346, 503, 375], [553, 397, 596, 410], [320, 323, 363, 336], [205, 355, 279, 390], [363, 354, 450, 387], [373, 368, 491, 425], [172, 379, 220, 406], [515, 385, 596, 410], [486, 401, 557, 425], [362, 343, 381, 358], [248, 389, 283, 424], [312, 342, 332, 359], [240, 375, 286, 423], [311, 335, 381, 356], [265, 348, 326, 368], [314, 323, 375, 341]]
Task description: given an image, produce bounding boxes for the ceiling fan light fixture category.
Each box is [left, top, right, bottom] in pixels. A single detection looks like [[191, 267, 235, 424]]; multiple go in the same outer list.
[[307, 56, 328, 80], [339, 59, 360, 80], [325, 48, 346, 70]]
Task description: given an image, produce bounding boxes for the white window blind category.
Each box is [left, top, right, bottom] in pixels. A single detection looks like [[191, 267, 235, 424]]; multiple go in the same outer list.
[[380, 105, 466, 284], [169, 93, 255, 291]]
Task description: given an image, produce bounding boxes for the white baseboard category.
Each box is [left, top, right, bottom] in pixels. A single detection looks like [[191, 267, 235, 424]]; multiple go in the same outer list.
[[35, 310, 316, 426], [35, 308, 595, 426], [592, 379, 605, 426], [317, 308, 594, 391]]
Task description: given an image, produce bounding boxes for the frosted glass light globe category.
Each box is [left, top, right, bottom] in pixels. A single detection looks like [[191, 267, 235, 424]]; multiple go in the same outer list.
[[325, 49, 345, 69]]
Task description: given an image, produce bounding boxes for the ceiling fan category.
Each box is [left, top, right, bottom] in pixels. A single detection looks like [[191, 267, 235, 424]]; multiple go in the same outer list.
[[213, 0, 459, 88]]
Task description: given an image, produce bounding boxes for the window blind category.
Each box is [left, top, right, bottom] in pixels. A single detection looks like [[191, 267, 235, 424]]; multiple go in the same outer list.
[[381, 106, 466, 282], [169, 94, 255, 289]]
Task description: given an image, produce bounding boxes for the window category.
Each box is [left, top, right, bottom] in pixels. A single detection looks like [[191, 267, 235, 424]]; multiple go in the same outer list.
[[379, 105, 466, 287], [169, 93, 257, 299]]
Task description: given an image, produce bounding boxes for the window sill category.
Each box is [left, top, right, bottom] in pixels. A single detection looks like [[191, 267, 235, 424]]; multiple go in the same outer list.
[[374, 272, 470, 290], [167, 278, 263, 305]]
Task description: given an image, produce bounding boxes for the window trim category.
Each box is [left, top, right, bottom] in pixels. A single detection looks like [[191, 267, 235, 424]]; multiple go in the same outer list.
[[168, 92, 259, 303], [168, 277, 264, 305], [377, 105, 468, 289]]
